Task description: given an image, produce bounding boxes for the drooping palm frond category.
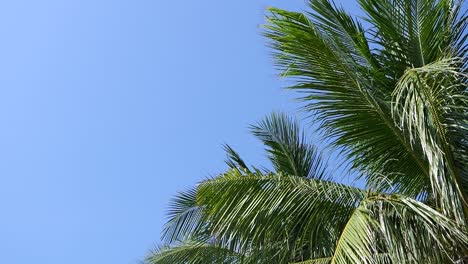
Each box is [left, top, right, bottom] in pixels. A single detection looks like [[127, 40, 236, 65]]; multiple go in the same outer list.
[[250, 112, 328, 179], [392, 57, 468, 222], [367, 194, 468, 263], [292, 194, 468, 264], [152, 112, 336, 263]]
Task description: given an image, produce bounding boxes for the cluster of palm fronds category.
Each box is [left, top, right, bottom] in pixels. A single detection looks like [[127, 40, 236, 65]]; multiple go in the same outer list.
[[147, 0, 468, 263]]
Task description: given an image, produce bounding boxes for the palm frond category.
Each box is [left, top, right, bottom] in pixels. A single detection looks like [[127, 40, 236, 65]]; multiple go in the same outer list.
[[328, 201, 379, 264], [161, 187, 205, 243], [223, 144, 252, 173], [292, 193, 468, 264], [292, 256, 332, 264], [197, 169, 365, 261], [358, 0, 466, 70], [250, 112, 328, 179], [291, 254, 391, 264], [392, 57, 468, 221], [368, 194, 468, 262], [146, 241, 242, 264], [265, 2, 430, 197]]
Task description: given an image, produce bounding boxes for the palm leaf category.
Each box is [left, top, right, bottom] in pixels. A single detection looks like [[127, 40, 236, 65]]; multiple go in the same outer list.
[[291, 254, 391, 264], [368, 194, 468, 262], [392, 57, 468, 221], [146, 241, 242, 264], [328, 201, 380, 264], [223, 144, 252, 173], [250, 112, 328, 179], [265, 2, 431, 198], [161, 187, 205, 243], [197, 169, 365, 261]]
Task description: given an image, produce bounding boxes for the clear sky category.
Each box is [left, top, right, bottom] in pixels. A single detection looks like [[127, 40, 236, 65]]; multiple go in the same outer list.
[[0, 1, 362, 263]]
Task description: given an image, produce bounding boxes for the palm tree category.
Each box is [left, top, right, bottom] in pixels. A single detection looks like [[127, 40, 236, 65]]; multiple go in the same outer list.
[[147, 0, 468, 263], [147, 113, 467, 263]]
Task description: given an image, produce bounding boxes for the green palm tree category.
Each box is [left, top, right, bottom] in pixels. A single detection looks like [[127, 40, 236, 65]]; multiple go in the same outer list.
[[147, 0, 468, 263], [148, 113, 467, 263]]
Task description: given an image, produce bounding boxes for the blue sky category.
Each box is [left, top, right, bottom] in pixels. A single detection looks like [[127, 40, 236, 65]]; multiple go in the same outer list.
[[0, 1, 362, 263]]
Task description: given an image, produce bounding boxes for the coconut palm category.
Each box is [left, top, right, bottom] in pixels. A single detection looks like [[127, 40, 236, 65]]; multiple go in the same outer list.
[[147, 113, 467, 263], [147, 0, 468, 263]]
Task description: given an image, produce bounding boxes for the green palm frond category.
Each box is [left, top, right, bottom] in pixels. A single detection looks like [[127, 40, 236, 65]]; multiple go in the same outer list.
[[223, 144, 252, 173], [358, 0, 465, 69], [197, 169, 365, 261], [250, 112, 328, 179], [265, 2, 430, 198], [195, 170, 468, 263], [328, 201, 379, 264], [161, 187, 205, 244], [146, 241, 242, 264]]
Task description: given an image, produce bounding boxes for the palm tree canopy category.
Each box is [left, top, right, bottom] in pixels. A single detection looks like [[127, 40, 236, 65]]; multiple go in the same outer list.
[[148, 0, 468, 263], [265, 0, 467, 222]]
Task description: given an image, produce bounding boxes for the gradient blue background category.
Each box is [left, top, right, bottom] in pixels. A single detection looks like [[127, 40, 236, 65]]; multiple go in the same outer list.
[[0, 1, 365, 263]]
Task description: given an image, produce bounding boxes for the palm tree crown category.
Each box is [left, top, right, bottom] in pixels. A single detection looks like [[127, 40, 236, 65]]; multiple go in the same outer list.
[[147, 0, 468, 263]]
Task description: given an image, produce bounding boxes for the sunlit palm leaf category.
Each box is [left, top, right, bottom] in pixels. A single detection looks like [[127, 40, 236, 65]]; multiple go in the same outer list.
[[197, 170, 365, 261]]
